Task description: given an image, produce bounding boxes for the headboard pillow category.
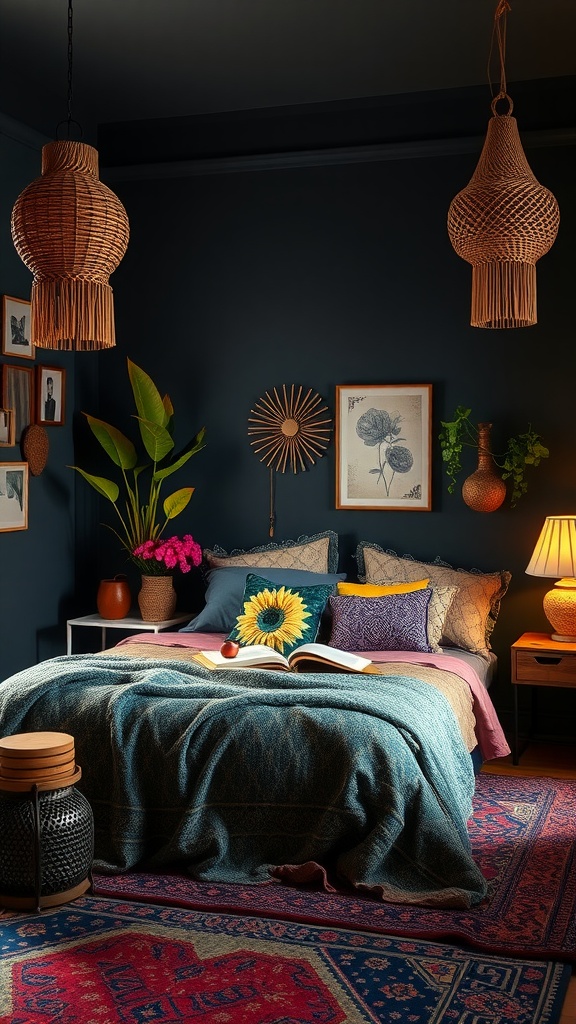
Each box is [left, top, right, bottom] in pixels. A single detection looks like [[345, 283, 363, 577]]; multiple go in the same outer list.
[[355, 541, 511, 657], [181, 566, 346, 633], [328, 590, 434, 653], [226, 572, 335, 656], [203, 531, 339, 574], [335, 581, 457, 653]]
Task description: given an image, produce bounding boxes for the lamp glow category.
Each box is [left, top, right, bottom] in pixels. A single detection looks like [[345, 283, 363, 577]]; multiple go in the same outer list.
[[526, 516, 576, 641]]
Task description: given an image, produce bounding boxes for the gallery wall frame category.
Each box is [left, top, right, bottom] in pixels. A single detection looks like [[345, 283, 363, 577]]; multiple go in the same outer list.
[[1, 365, 34, 444], [36, 364, 66, 426], [335, 384, 432, 511], [0, 408, 15, 447], [0, 461, 28, 532], [2, 295, 34, 359]]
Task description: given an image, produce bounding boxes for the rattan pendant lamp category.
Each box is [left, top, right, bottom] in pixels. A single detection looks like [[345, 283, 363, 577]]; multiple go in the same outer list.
[[11, 0, 129, 351], [447, 1, 559, 329]]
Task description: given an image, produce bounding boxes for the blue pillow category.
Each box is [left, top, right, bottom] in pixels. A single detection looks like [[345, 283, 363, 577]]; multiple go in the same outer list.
[[180, 566, 346, 633], [328, 590, 433, 653], [227, 573, 335, 657]]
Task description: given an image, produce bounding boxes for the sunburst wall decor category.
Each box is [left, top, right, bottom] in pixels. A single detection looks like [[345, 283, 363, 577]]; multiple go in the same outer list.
[[248, 385, 332, 536]]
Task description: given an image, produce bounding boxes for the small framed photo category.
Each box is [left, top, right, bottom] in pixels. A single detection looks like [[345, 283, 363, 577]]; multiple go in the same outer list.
[[0, 462, 28, 532], [37, 365, 66, 426], [0, 409, 15, 447], [335, 384, 432, 511], [1, 365, 34, 444], [2, 295, 34, 359]]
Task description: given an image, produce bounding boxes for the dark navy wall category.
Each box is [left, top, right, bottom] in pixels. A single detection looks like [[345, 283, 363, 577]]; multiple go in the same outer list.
[[1, 83, 574, 740]]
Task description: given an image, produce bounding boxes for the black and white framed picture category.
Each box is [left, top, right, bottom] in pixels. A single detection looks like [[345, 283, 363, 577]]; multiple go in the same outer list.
[[0, 409, 15, 447], [335, 384, 432, 511], [1, 364, 34, 443], [2, 295, 34, 360], [37, 365, 66, 426], [0, 461, 28, 532]]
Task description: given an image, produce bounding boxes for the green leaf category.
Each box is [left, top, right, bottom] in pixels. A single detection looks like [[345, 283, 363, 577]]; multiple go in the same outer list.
[[163, 487, 194, 519], [84, 415, 137, 470], [134, 417, 175, 464], [154, 428, 206, 481], [69, 466, 120, 502], [128, 359, 169, 429]]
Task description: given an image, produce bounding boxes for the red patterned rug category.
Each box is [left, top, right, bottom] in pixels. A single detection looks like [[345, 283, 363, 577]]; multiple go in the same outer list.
[[93, 773, 576, 961], [0, 896, 571, 1024]]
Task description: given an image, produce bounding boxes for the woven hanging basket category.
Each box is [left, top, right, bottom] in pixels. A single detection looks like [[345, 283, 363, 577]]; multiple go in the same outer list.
[[447, 112, 560, 328], [11, 141, 130, 351]]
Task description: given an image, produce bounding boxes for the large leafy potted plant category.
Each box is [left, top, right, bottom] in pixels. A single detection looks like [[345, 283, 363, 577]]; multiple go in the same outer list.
[[70, 359, 205, 617]]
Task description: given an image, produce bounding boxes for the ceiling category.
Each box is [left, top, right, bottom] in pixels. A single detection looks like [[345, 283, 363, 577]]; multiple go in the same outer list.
[[1, 0, 575, 144]]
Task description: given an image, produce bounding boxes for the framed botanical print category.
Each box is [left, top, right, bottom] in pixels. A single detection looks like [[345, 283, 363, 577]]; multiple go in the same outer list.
[[335, 384, 432, 511], [37, 365, 66, 426], [1, 365, 34, 443], [0, 408, 15, 447], [2, 295, 34, 359], [0, 461, 28, 532]]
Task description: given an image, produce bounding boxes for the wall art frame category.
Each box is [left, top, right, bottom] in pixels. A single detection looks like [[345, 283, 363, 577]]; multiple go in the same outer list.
[[37, 364, 66, 426], [1, 364, 34, 444], [335, 383, 432, 511], [0, 461, 28, 532], [0, 408, 15, 447], [2, 295, 34, 359]]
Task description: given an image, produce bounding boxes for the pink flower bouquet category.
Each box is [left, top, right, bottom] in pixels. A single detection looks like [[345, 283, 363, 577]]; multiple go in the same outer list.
[[132, 534, 202, 576]]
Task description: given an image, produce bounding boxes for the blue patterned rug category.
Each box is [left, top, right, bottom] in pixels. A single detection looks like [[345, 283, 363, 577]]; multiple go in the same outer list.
[[0, 896, 570, 1024]]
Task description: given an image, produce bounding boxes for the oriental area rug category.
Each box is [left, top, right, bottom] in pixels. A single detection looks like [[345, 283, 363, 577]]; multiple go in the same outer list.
[[0, 897, 571, 1024], [93, 773, 576, 962]]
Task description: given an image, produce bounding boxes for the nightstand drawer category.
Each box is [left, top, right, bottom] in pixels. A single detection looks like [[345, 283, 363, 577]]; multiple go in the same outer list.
[[515, 650, 576, 684]]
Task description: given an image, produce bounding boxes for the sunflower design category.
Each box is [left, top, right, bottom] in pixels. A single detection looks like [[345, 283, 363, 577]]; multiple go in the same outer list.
[[235, 585, 312, 653]]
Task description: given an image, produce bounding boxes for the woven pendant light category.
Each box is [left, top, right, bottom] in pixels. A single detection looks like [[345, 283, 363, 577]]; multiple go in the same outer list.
[[10, 1, 129, 351], [447, 1, 559, 329]]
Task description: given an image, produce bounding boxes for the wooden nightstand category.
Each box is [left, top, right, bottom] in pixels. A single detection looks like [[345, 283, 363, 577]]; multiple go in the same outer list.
[[511, 632, 576, 764]]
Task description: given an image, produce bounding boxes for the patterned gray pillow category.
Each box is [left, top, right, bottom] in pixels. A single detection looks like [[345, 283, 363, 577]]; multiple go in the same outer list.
[[328, 590, 433, 653]]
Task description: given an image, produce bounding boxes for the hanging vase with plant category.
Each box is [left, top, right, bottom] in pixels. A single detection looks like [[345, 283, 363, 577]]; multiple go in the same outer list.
[[439, 406, 549, 509]]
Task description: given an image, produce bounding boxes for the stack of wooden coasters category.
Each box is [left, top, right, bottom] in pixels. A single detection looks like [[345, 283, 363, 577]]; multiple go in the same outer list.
[[0, 731, 94, 911], [0, 731, 80, 791]]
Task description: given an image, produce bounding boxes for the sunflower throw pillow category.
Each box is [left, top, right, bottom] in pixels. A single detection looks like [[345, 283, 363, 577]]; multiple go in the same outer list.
[[227, 573, 335, 657]]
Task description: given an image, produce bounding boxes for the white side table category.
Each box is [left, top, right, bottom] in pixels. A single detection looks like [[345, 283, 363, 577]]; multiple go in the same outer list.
[[66, 613, 192, 655]]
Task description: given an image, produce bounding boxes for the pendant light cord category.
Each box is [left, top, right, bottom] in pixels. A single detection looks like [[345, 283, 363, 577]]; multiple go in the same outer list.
[[57, 0, 82, 139], [488, 0, 513, 116]]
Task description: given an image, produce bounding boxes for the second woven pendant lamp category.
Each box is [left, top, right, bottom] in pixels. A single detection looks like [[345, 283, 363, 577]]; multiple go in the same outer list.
[[447, 1, 559, 329], [10, 1, 129, 351]]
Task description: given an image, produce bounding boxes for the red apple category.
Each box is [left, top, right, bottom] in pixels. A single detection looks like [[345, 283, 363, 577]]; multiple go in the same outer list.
[[220, 640, 240, 659]]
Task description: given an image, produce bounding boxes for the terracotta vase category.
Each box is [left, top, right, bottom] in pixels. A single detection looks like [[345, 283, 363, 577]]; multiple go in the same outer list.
[[138, 575, 177, 622], [97, 575, 131, 619], [462, 423, 507, 512]]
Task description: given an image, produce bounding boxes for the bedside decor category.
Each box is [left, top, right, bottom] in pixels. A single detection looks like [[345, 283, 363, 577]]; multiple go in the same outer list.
[[447, 1, 559, 328], [97, 575, 132, 620], [526, 516, 576, 641], [70, 359, 205, 565], [10, 0, 129, 351], [133, 535, 202, 621], [439, 406, 548, 508], [248, 384, 332, 536]]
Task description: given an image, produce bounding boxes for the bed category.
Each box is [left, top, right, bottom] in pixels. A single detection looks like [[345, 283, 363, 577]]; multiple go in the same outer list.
[[0, 533, 512, 910]]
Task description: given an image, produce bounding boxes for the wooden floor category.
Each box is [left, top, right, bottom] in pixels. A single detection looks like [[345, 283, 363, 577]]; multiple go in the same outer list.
[[481, 741, 575, 1023]]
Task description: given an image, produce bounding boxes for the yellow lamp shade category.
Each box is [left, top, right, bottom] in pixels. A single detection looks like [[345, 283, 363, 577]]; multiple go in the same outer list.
[[526, 516, 576, 641]]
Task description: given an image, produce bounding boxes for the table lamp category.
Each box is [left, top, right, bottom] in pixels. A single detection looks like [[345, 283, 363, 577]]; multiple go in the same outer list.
[[525, 515, 576, 641]]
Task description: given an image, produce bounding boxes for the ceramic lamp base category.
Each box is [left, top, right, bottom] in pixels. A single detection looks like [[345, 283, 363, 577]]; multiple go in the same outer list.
[[543, 578, 576, 642]]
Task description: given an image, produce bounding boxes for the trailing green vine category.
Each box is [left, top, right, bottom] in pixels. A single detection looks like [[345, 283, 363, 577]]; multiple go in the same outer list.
[[439, 406, 549, 507]]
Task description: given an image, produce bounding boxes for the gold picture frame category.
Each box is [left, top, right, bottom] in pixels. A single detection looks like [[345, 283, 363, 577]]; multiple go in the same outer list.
[[2, 295, 34, 359], [0, 461, 28, 532]]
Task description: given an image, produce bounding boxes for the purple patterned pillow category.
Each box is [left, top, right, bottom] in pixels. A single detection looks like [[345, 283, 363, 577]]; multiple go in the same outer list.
[[328, 590, 433, 653]]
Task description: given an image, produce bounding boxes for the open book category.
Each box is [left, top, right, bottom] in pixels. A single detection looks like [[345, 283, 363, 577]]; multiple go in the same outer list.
[[193, 642, 380, 674]]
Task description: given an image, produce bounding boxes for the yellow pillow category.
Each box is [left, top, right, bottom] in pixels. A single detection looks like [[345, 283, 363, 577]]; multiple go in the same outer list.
[[337, 579, 430, 597]]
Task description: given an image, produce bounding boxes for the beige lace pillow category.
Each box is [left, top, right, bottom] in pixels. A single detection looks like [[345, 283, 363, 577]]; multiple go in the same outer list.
[[204, 531, 338, 574], [357, 543, 511, 657]]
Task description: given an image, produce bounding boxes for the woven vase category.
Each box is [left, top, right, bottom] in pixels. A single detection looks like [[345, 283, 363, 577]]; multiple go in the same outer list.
[[462, 423, 507, 513], [138, 575, 177, 622]]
